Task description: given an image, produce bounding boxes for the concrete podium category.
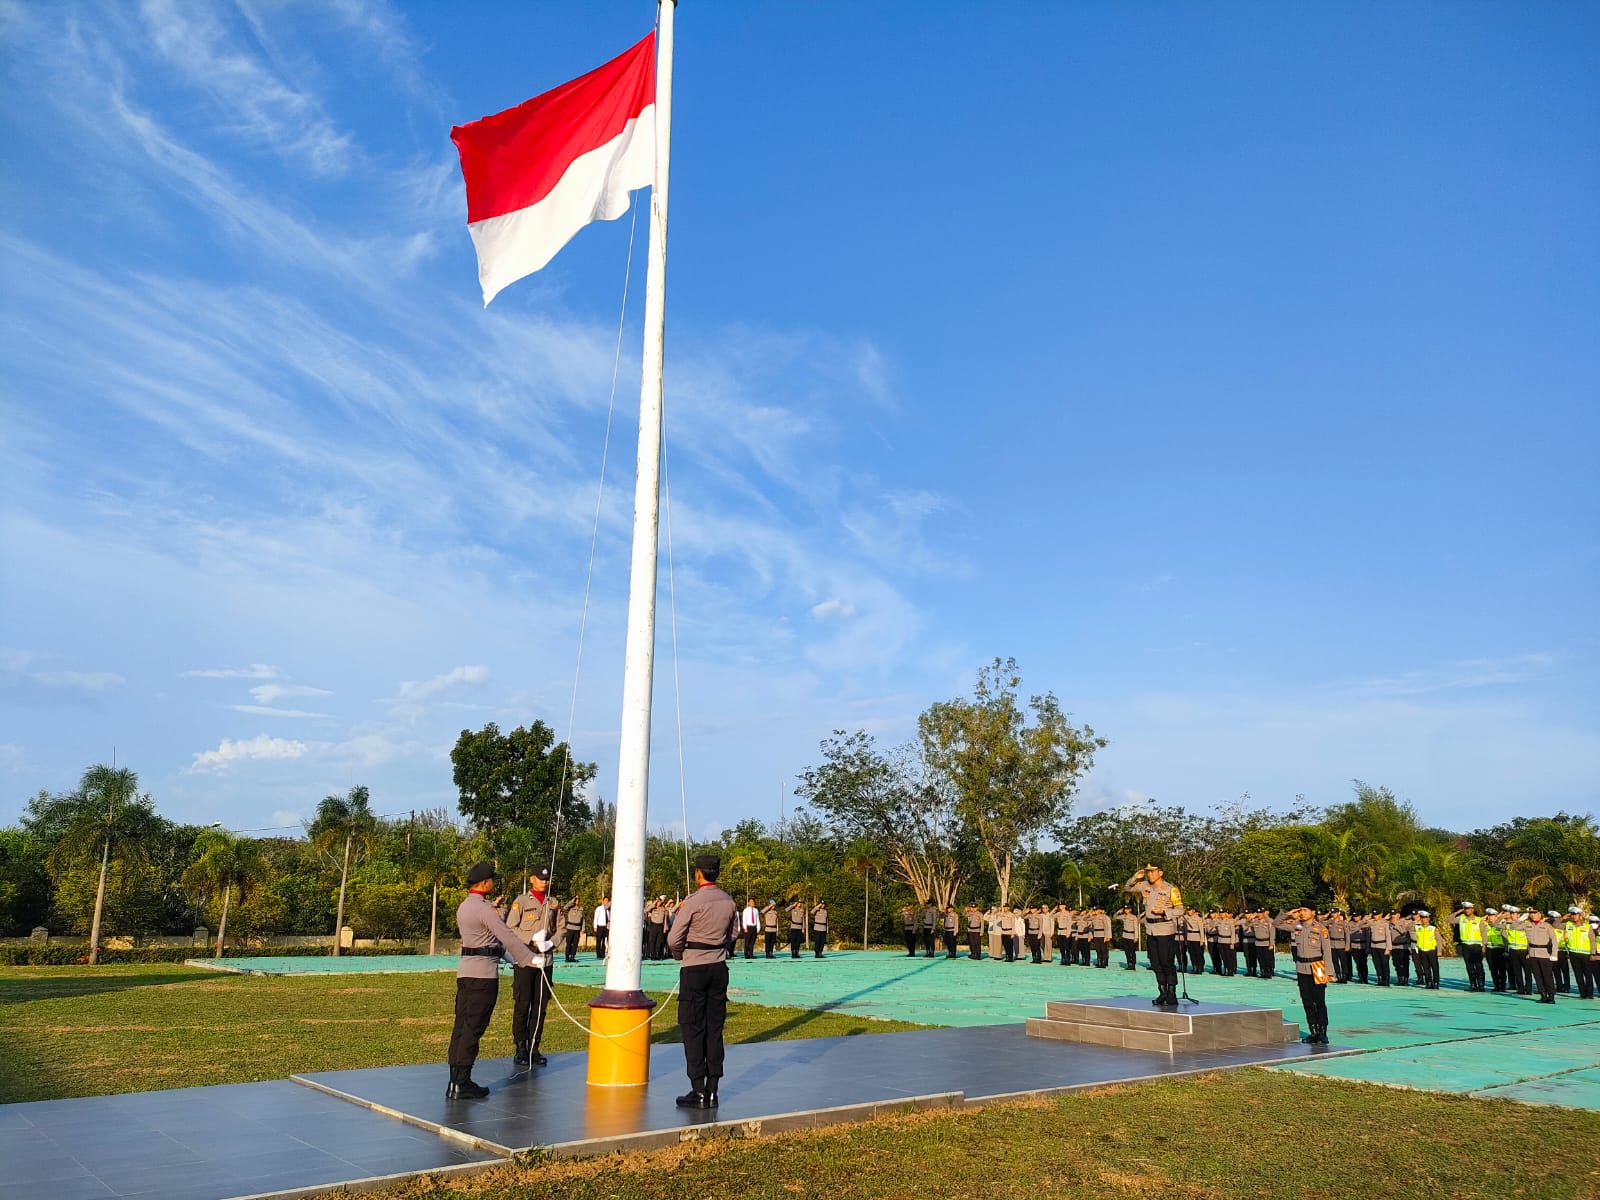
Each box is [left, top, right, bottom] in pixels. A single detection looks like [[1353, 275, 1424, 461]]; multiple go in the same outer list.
[[1026, 996, 1300, 1054]]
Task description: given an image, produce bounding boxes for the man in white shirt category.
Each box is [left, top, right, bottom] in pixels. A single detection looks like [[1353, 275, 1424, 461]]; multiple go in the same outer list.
[[741, 897, 760, 959], [593, 895, 610, 960]]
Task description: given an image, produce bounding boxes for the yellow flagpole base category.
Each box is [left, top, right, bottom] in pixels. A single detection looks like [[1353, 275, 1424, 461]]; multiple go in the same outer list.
[[586, 999, 654, 1086]]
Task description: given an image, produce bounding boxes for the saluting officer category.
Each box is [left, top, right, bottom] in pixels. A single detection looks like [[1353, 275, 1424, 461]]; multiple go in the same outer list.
[[761, 898, 779, 958], [667, 853, 740, 1109], [448, 863, 538, 1099], [1125, 864, 1183, 1007], [506, 866, 559, 1069], [810, 900, 829, 957], [942, 905, 960, 958], [1452, 902, 1485, 991], [1524, 909, 1559, 1003], [920, 902, 939, 958], [786, 896, 807, 959]]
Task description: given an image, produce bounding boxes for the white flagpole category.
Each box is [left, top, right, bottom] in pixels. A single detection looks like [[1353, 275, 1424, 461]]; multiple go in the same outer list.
[[589, 0, 674, 1085]]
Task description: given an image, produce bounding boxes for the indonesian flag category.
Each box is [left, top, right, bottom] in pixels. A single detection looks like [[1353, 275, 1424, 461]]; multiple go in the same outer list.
[[451, 33, 656, 305]]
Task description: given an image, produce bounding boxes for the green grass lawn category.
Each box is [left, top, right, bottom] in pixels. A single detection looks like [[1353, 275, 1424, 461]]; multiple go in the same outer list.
[[0, 964, 926, 1103], [379, 1068, 1600, 1200]]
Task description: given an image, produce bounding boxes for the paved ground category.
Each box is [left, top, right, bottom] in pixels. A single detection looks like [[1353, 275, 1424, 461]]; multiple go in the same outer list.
[[208, 948, 1600, 1106]]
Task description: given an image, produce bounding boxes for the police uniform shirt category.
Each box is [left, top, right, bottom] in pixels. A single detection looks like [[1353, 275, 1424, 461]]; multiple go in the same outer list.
[[1118, 911, 1141, 941], [921, 905, 938, 931], [457, 892, 537, 979], [1525, 920, 1559, 960], [1126, 875, 1181, 936], [1290, 920, 1333, 975], [811, 903, 829, 931], [901, 905, 917, 931], [565, 901, 584, 932], [943, 908, 959, 932], [966, 906, 985, 934], [507, 889, 560, 960], [667, 884, 739, 966], [787, 900, 807, 930], [762, 903, 779, 932], [1092, 911, 1112, 938]]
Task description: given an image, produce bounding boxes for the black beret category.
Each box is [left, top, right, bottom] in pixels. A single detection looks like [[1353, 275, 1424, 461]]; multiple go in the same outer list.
[[694, 853, 721, 874], [465, 862, 496, 886]]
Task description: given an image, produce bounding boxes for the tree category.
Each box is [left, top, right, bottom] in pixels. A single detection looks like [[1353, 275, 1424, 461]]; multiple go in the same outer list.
[[1058, 860, 1104, 908], [844, 843, 885, 948], [36, 767, 155, 961], [1225, 828, 1316, 913], [450, 722, 595, 873], [918, 658, 1105, 906], [182, 831, 264, 956], [1311, 827, 1389, 912], [796, 730, 965, 907], [307, 786, 378, 956], [410, 818, 464, 955], [1504, 816, 1600, 911]]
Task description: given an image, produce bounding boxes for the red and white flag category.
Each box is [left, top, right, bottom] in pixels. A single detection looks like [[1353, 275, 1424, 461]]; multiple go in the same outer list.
[[451, 33, 656, 305]]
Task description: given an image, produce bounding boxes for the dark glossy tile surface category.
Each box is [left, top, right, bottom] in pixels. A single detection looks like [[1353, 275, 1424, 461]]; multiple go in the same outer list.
[[295, 1022, 1350, 1154], [0, 1080, 497, 1200]]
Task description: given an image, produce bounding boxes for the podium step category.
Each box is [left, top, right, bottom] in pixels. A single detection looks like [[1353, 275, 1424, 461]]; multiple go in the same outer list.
[[1025, 996, 1300, 1054]]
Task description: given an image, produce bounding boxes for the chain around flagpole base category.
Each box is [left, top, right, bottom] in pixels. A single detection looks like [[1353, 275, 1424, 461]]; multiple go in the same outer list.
[[586, 989, 656, 1085]]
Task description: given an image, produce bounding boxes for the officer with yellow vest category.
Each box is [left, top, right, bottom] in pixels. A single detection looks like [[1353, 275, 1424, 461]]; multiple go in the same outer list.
[[1453, 902, 1486, 992], [1413, 910, 1440, 989], [1565, 908, 1595, 1000], [1504, 906, 1532, 994], [1484, 908, 1509, 992], [1550, 910, 1572, 993]]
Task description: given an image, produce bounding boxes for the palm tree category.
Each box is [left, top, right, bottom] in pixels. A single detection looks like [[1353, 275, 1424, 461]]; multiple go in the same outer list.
[[412, 827, 463, 956], [182, 831, 264, 957], [1059, 860, 1104, 908], [1212, 859, 1251, 912], [308, 786, 378, 956], [845, 846, 886, 948], [1313, 827, 1389, 912], [48, 765, 148, 964]]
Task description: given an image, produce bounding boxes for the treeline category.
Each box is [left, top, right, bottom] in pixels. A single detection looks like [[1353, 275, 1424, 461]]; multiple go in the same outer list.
[[2, 660, 1596, 950]]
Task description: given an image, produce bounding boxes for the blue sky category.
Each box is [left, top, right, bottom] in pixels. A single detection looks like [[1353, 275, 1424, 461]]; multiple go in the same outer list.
[[2, 1, 1595, 838]]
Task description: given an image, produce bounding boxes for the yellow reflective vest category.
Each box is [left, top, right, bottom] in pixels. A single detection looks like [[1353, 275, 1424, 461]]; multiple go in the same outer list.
[[1415, 925, 1438, 952], [1506, 923, 1529, 950], [1567, 923, 1594, 954], [1484, 923, 1506, 948], [1457, 916, 1483, 945]]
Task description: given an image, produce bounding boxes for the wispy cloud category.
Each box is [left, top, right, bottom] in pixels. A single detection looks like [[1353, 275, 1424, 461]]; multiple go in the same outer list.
[[229, 705, 331, 719], [250, 683, 332, 703], [183, 664, 281, 680], [1345, 653, 1557, 697], [188, 734, 309, 773], [396, 665, 491, 704]]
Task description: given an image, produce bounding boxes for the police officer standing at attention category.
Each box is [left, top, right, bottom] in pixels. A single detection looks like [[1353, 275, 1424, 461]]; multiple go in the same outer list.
[[1125, 864, 1182, 1007], [563, 894, 585, 963], [506, 866, 559, 1069], [900, 903, 918, 957], [965, 902, 985, 959], [920, 901, 939, 958], [667, 853, 739, 1109], [1286, 906, 1333, 1045], [448, 863, 538, 1099]]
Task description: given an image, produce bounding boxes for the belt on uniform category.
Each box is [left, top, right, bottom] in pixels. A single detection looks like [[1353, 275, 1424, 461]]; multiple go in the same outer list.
[[461, 945, 502, 957], [1293, 954, 1324, 963], [684, 940, 730, 951]]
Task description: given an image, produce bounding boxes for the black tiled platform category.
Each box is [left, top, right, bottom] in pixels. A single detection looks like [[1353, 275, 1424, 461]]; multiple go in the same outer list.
[[0, 1080, 496, 1200], [294, 1020, 1352, 1157]]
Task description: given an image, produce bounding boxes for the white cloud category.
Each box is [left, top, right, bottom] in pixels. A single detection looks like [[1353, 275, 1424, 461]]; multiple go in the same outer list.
[[397, 665, 491, 703], [187, 734, 308, 773], [810, 599, 855, 622], [250, 683, 332, 703], [184, 664, 281, 679], [269, 808, 305, 829], [229, 704, 331, 719]]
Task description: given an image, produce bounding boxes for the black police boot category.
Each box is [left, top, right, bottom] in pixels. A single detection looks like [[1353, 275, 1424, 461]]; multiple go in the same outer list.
[[1300, 1027, 1317, 1043], [513, 1042, 530, 1067], [1315, 1026, 1330, 1045], [446, 1066, 489, 1100], [528, 1046, 548, 1067], [675, 1077, 709, 1109], [703, 1077, 720, 1108]]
